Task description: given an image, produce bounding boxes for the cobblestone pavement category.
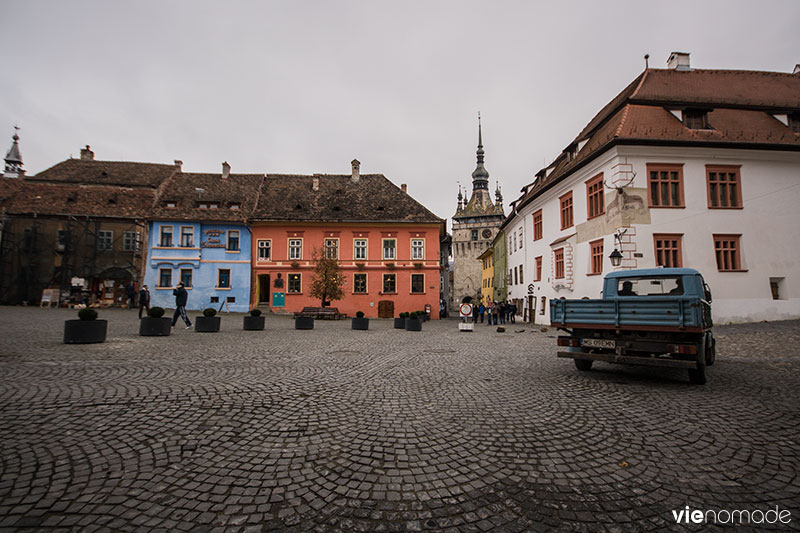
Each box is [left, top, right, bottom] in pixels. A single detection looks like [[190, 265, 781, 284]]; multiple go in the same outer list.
[[1, 308, 799, 532]]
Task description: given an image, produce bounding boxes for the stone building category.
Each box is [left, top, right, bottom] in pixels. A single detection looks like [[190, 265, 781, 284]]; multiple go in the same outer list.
[[450, 118, 504, 308]]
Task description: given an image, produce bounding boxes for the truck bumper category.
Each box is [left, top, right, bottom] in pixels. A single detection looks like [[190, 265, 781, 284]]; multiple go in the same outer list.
[[557, 351, 699, 369]]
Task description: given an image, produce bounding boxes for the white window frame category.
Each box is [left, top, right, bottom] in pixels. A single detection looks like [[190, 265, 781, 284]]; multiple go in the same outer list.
[[354, 239, 368, 260], [324, 238, 339, 259], [227, 230, 240, 252], [257, 239, 272, 261], [123, 231, 139, 252], [289, 239, 303, 260], [411, 239, 425, 260], [382, 238, 396, 260]]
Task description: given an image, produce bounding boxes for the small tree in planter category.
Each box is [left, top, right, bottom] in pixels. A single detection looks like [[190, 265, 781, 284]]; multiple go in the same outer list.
[[139, 306, 171, 336], [196, 308, 221, 332], [405, 311, 422, 332], [64, 308, 107, 344], [394, 312, 407, 329], [352, 310, 369, 330], [244, 308, 265, 331]]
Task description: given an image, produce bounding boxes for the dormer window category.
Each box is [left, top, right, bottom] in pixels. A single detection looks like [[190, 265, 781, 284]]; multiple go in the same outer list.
[[229, 203, 241, 210], [789, 113, 800, 133], [165, 201, 177, 209], [198, 203, 208, 209], [683, 109, 710, 129], [209, 203, 219, 209]]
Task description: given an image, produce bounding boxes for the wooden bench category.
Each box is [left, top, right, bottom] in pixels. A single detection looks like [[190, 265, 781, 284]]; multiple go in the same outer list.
[[293, 307, 347, 320]]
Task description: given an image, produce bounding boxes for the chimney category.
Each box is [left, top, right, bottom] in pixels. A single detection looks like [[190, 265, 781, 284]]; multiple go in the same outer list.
[[80, 145, 94, 161], [174, 160, 183, 171], [221, 161, 230, 181], [312, 177, 320, 191], [667, 51, 691, 71], [401, 184, 407, 193], [351, 159, 360, 183]]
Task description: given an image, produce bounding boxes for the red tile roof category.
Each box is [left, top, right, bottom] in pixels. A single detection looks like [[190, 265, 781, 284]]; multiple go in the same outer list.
[[515, 67, 800, 213]]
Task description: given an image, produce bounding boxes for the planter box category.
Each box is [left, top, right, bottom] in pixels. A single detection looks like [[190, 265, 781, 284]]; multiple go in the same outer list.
[[139, 317, 171, 336], [64, 319, 107, 344], [243, 316, 265, 331], [195, 316, 221, 332], [295, 316, 314, 330], [405, 318, 422, 332], [351, 317, 369, 330], [393, 318, 405, 329]]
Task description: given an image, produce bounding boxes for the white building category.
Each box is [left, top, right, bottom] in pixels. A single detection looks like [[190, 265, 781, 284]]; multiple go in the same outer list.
[[505, 53, 800, 324]]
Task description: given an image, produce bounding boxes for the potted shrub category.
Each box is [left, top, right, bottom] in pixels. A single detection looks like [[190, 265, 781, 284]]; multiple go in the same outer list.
[[64, 307, 107, 344], [139, 306, 171, 336], [295, 314, 314, 330], [196, 308, 221, 332], [244, 308, 265, 330], [405, 311, 422, 332], [352, 310, 369, 330], [394, 312, 406, 329], [418, 310, 430, 322]]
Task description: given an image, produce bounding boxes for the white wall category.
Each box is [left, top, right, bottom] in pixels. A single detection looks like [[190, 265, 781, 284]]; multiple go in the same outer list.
[[508, 146, 800, 324]]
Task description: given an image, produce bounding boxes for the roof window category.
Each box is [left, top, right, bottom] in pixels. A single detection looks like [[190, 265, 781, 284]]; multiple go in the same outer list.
[[683, 109, 711, 130], [165, 201, 177, 209], [229, 203, 241, 210]]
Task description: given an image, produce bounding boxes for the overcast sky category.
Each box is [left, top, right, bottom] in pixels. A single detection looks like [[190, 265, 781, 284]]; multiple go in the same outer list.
[[2, 1, 798, 228]]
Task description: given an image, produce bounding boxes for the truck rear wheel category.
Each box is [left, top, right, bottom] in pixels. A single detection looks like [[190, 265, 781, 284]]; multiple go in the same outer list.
[[575, 359, 593, 371], [688, 367, 706, 385]]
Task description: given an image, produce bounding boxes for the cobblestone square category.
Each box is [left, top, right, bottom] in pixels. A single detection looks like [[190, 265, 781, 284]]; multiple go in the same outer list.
[[1, 308, 799, 532]]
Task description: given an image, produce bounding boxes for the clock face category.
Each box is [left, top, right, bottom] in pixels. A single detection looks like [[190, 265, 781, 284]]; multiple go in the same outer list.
[[482, 229, 492, 239]]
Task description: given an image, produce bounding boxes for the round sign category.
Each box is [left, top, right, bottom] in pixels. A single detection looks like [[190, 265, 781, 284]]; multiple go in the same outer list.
[[459, 303, 473, 317]]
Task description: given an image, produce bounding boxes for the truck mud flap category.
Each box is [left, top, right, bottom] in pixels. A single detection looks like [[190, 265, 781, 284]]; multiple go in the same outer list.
[[557, 351, 698, 369]]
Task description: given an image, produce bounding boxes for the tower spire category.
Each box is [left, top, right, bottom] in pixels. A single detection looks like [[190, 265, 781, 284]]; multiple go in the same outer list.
[[4, 126, 24, 178], [471, 112, 489, 189]]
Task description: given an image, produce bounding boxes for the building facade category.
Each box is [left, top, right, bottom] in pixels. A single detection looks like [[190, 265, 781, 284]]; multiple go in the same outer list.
[[504, 53, 800, 324], [250, 162, 444, 319], [451, 118, 504, 308]]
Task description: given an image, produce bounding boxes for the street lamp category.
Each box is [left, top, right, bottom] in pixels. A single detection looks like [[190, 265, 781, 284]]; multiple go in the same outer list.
[[609, 248, 623, 267], [608, 229, 627, 267]]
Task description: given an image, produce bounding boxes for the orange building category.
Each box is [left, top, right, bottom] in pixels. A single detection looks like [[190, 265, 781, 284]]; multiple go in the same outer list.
[[250, 162, 444, 319]]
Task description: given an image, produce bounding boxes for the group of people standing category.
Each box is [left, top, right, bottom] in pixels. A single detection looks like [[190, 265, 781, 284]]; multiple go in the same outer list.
[[472, 300, 517, 325]]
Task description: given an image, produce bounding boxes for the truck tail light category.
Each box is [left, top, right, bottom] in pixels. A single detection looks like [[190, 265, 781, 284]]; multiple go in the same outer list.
[[557, 336, 581, 347], [668, 344, 697, 355]]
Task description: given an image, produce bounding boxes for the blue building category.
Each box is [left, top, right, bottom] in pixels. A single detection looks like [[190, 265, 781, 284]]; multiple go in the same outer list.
[[142, 165, 264, 313]]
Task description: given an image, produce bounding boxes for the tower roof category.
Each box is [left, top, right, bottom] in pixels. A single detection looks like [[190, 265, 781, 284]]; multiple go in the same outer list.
[[5, 127, 22, 165]]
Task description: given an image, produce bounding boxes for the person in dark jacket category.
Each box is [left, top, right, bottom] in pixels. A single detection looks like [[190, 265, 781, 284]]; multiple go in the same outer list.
[[172, 282, 192, 329], [479, 303, 486, 323], [138, 284, 151, 319]]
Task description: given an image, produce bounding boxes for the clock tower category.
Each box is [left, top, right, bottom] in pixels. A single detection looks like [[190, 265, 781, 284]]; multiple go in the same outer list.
[[450, 115, 505, 309]]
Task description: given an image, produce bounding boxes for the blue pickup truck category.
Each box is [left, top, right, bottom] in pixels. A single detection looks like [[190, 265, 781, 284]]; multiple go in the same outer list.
[[551, 268, 716, 384]]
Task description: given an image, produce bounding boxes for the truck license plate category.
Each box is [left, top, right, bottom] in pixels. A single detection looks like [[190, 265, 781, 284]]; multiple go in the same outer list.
[[583, 338, 615, 349]]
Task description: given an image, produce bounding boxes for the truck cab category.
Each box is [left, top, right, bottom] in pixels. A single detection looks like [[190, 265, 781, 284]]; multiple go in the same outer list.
[[551, 268, 715, 384]]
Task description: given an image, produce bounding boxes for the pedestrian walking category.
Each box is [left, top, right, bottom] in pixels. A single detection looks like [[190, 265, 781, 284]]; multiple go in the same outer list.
[[472, 302, 479, 323], [479, 303, 485, 323], [138, 284, 151, 319], [491, 301, 499, 325], [499, 301, 506, 325], [510, 302, 517, 324], [172, 282, 192, 329]]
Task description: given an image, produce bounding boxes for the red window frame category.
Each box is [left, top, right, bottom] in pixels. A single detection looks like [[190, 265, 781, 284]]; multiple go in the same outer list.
[[714, 234, 743, 271], [559, 192, 573, 230], [533, 210, 543, 241], [535, 256, 542, 281], [647, 164, 685, 208], [589, 239, 604, 275], [586, 173, 605, 220], [554, 248, 565, 279], [706, 165, 742, 209], [653, 234, 683, 268]]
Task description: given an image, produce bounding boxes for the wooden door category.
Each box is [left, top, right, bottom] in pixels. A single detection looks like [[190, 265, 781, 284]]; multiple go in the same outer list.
[[378, 300, 394, 318]]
